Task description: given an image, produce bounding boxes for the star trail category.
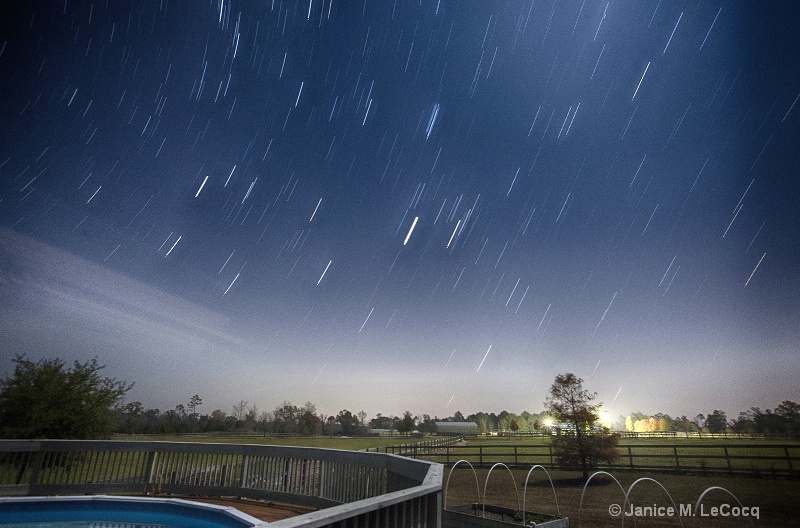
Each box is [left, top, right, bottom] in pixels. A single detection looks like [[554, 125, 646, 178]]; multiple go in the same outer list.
[[1, 0, 798, 418]]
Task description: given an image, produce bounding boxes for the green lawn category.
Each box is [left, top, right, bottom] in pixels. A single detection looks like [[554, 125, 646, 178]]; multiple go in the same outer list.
[[112, 434, 426, 451], [414, 435, 800, 476]]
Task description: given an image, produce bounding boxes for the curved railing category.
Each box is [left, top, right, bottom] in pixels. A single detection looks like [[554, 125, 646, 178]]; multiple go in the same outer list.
[[0, 440, 443, 528]]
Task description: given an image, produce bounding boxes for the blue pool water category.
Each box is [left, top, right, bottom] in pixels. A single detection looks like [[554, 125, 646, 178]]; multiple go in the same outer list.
[[0, 496, 261, 528]]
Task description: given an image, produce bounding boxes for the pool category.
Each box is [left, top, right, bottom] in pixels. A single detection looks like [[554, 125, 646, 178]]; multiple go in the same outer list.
[[0, 496, 263, 528]]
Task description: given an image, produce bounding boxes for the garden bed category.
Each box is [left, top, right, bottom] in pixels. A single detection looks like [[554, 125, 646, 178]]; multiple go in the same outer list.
[[444, 503, 568, 527]]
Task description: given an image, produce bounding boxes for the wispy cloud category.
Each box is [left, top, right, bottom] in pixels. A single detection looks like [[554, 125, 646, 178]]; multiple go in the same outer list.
[[0, 228, 248, 353]]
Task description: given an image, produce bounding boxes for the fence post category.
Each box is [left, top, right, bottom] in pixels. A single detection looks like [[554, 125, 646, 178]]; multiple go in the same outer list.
[[549, 445, 554, 469], [628, 446, 633, 470], [785, 447, 794, 477], [479, 446, 483, 467], [673, 446, 680, 471], [724, 447, 732, 475], [514, 446, 518, 467]]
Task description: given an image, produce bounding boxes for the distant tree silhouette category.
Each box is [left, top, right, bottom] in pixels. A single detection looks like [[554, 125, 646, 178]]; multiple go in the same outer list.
[[705, 410, 728, 433], [336, 409, 360, 435], [397, 411, 417, 435], [187, 395, 203, 417]]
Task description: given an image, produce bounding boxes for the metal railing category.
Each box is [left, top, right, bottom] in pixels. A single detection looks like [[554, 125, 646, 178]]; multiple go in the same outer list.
[[366, 436, 463, 456], [0, 440, 443, 528]]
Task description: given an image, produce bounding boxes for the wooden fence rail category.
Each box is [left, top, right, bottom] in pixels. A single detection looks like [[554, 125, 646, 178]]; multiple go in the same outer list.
[[380, 442, 800, 477]]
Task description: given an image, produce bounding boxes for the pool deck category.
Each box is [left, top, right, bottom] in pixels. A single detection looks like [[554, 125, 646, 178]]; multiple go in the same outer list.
[[172, 495, 316, 522]]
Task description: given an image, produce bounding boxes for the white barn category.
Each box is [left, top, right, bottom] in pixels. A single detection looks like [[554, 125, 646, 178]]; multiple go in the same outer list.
[[435, 421, 478, 435]]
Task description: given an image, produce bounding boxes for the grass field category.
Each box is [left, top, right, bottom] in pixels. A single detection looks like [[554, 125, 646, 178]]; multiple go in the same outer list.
[[113, 434, 426, 451], [411, 435, 800, 477], [472, 435, 800, 447]]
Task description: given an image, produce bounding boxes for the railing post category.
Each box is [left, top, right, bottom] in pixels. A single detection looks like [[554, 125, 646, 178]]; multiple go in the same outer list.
[[514, 446, 518, 467], [628, 446, 634, 469], [28, 449, 45, 489], [549, 445, 554, 469], [283, 459, 292, 493], [142, 450, 156, 490], [240, 454, 249, 489], [785, 447, 794, 477], [479, 446, 483, 467], [319, 460, 327, 499], [14, 453, 31, 486], [673, 446, 680, 471]]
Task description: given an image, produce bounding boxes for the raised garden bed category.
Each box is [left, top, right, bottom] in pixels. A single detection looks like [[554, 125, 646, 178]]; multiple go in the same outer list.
[[444, 503, 568, 527]]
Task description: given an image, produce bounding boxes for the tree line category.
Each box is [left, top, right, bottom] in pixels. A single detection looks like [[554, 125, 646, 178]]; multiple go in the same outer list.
[[1, 356, 798, 441], [623, 404, 800, 438], [115, 399, 415, 437]]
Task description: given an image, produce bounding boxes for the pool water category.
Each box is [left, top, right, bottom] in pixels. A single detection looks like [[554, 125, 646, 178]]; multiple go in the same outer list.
[[0, 496, 261, 528], [2, 523, 172, 528]]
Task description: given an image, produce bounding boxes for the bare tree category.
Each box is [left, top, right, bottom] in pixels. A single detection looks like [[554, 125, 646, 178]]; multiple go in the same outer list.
[[232, 400, 248, 421]]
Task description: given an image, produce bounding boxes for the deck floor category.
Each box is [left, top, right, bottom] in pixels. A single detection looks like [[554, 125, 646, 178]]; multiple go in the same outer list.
[[165, 495, 316, 522]]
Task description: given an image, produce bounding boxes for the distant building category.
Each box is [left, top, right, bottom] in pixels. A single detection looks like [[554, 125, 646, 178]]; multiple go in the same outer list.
[[435, 421, 478, 436], [369, 428, 399, 436]]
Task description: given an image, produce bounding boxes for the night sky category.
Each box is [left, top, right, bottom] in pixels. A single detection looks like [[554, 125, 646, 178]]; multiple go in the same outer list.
[[1, 0, 798, 420]]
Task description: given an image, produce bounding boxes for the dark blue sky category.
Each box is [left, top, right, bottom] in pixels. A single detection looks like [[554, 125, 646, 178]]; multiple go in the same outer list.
[[1, 0, 798, 420]]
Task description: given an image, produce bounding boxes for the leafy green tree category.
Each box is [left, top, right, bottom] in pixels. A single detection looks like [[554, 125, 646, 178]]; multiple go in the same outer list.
[[396, 411, 416, 435], [551, 429, 620, 473], [369, 413, 395, 429], [207, 409, 229, 431], [545, 373, 618, 480], [704, 410, 728, 433], [775, 401, 800, 438], [298, 410, 322, 435], [273, 402, 300, 433], [117, 401, 145, 434], [674, 415, 696, 433], [731, 411, 755, 435], [336, 409, 360, 435], [418, 414, 438, 434], [0, 355, 132, 439], [750, 402, 800, 438]]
